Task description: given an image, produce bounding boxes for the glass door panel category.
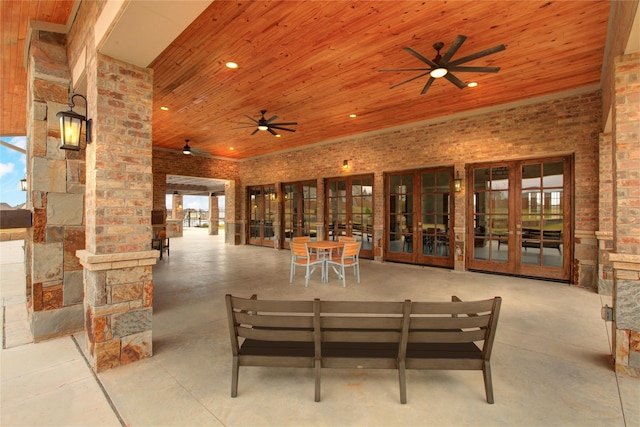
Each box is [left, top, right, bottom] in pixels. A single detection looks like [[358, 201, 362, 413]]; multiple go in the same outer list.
[[468, 157, 571, 281], [247, 184, 276, 247], [283, 181, 317, 248], [386, 168, 454, 268], [326, 175, 374, 259]]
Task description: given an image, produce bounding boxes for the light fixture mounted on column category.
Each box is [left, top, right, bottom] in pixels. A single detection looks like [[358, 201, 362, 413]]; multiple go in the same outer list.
[[454, 171, 463, 192], [57, 92, 92, 150], [20, 178, 27, 191]]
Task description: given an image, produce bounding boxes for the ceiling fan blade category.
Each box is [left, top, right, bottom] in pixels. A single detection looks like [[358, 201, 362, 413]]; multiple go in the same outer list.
[[449, 44, 506, 66], [390, 70, 433, 89], [271, 122, 298, 126], [245, 115, 259, 124], [442, 35, 467, 62], [270, 126, 296, 132], [379, 68, 432, 72], [266, 115, 279, 123], [267, 128, 278, 136], [403, 47, 439, 68], [420, 77, 435, 94], [445, 72, 467, 89], [449, 66, 501, 73], [251, 128, 259, 135]]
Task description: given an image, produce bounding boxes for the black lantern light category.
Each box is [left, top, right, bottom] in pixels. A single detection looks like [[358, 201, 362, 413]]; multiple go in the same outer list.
[[57, 93, 91, 151], [20, 177, 27, 191], [454, 171, 463, 192]]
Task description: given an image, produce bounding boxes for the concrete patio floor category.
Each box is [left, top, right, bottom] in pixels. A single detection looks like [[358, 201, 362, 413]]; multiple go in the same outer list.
[[1, 227, 638, 426]]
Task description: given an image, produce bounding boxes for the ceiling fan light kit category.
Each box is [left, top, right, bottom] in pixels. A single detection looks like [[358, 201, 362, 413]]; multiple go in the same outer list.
[[380, 34, 506, 94], [237, 110, 298, 136], [182, 139, 191, 155]]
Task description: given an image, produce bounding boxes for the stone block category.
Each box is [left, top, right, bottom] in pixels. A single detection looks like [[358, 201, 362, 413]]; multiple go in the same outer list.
[[63, 227, 85, 270], [106, 266, 150, 286], [92, 315, 113, 343], [32, 157, 66, 193], [616, 279, 640, 331], [42, 283, 63, 310], [95, 338, 121, 372], [32, 303, 84, 342], [111, 283, 142, 303], [85, 270, 107, 306], [32, 242, 63, 282], [47, 193, 84, 225], [121, 330, 152, 365], [112, 308, 152, 338], [63, 270, 83, 305]]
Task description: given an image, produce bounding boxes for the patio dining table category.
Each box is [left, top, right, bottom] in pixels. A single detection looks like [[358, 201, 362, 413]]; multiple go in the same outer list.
[[306, 240, 344, 283]]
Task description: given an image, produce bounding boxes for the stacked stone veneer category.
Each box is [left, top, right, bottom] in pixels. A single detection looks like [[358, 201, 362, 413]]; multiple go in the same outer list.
[[25, 30, 85, 341], [609, 52, 640, 377]]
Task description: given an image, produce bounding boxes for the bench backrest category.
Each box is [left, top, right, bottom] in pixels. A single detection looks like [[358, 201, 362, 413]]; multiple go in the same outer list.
[[226, 294, 501, 360], [405, 297, 501, 360]]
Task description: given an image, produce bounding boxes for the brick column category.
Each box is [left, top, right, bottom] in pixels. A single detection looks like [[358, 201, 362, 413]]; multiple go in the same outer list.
[[225, 180, 243, 245], [609, 52, 640, 377], [25, 30, 85, 341], [168, 193, 183, 237], [76, 54, 156, 372], [208, 194, 219, 235], [597, 133, 614, 295]]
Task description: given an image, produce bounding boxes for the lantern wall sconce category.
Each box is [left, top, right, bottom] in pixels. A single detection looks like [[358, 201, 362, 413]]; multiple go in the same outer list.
[[454, 171, 463, 192], [20, 178, 27, 191], [57, 93, 92, 151], [343, 160, 349, 170]]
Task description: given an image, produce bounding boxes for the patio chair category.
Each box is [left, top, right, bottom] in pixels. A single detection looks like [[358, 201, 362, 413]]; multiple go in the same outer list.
[[154, 230, 170, 259], [327, 241, 361, 287], [290, 242, 324, 287]]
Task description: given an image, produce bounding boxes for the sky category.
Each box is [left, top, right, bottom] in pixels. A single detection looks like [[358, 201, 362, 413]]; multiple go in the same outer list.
[[0, 136, 27, 207]]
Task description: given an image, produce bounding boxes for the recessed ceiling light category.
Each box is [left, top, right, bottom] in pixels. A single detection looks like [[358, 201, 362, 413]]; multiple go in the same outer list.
[[226, 62, 238, 69], [275, 134, 281, 137], [349, 114, 357, 118], [467, 82, 478, 88], [160, 106, 169, 111]]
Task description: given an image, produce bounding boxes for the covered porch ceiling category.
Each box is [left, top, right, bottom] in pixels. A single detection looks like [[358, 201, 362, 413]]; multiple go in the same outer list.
[[2, 1, 637, 161]]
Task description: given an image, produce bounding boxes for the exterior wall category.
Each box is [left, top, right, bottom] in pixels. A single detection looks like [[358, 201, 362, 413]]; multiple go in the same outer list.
[[597, 133, 615, 295], [236, 91, 602, 287], [25, 30, 85, 341], [610, 51, 640, 377]]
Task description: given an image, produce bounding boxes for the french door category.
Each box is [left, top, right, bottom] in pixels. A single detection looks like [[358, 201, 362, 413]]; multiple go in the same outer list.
[[248, 185, 277, 247], [385, 168, 454, 268], [282, 180, 318, 249], [467, 157, 572, 281], [326, 175, 374, 259]]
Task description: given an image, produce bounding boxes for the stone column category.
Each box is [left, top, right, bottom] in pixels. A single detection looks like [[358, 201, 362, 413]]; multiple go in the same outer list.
[[208, 194, 219, 235], [609, 52, 640, 377], [597, 132, 615, 295], [453, 163, 466, 271], [25, 30, 85, 341], [168, 193, 183, 237], [77, 53, 156, 372]]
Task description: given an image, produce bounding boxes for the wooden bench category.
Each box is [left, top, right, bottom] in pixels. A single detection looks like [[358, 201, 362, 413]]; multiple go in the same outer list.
[[225, 294, 502, 404]]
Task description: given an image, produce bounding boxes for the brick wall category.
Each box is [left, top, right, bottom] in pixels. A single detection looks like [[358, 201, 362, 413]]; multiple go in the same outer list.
[[234, 90, 602, 285]]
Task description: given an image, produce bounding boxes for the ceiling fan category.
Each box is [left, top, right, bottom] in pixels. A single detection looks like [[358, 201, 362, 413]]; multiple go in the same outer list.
[[181, 139, 210, 157], [380, 35, 506, 94], [235, 110, 298, 136]]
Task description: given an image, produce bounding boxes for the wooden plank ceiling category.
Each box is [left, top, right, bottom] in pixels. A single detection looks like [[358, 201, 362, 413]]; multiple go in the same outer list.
[[2, 1, 611, 160]]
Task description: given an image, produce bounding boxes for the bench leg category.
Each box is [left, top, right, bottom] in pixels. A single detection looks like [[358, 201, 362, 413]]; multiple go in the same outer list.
[[483, 361, 494, 404], [398, 360, 407, 404], [315, 359, 321, 402], [231, 356, 239, 398]]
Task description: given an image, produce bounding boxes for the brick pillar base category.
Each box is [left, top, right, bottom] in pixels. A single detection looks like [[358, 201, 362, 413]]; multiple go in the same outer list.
[[77, 249, 156, 372], [208, 195, 219, 235]]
